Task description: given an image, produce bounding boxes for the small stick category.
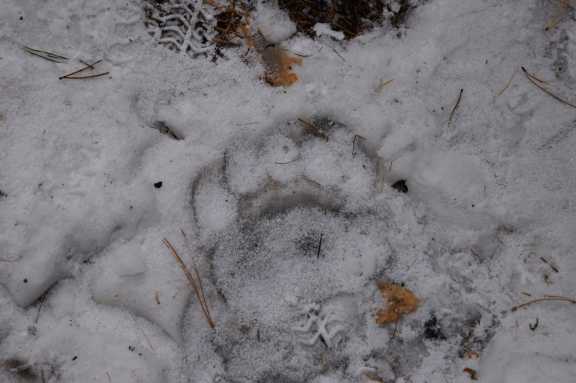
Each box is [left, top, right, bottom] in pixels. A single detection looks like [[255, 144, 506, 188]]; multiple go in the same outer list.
[[521, 66, 576, 109], [511, 296, 576, 312], [61, 72, 110, 80], [59, 59, 102, 79], [448, 88, 464, 126], [317, 233, 323, 258]]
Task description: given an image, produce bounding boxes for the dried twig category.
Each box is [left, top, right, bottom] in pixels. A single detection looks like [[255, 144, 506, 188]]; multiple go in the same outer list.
[[163, 238, 215, 328], [23, 46, 68, 63], [522, 66, 576, 109], [511, 295, 576, 312], [448, 88, 464, 126], [59, 59, 103, 80]]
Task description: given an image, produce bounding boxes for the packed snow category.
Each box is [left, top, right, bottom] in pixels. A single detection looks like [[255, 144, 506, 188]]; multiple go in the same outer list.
[[1, 0, 576, 382]]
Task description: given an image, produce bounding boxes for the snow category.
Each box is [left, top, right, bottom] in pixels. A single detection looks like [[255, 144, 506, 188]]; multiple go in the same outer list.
[[2, 0, 576, 382]]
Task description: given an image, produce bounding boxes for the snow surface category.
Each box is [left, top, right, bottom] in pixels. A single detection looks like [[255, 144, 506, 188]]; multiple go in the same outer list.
[[2, 0, 576, 382]]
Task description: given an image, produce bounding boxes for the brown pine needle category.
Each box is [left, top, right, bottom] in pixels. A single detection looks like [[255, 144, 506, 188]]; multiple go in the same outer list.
[[521, 66, 576, 110], [162, 238, 215, 329], [59, 59, 103, 80], [23, 46, 69, 63], [495, 69, 516, 97], [448, 88, 464, 126], [61, 72, 110, 80], [511, 295, 576, 312]]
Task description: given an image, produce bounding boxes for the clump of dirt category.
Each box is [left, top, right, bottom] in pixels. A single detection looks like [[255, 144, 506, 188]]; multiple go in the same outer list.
[[278, 0, 420, 40]]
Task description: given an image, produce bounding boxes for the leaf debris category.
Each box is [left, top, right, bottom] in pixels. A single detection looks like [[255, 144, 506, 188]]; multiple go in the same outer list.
[[375, 282, 420, 325]]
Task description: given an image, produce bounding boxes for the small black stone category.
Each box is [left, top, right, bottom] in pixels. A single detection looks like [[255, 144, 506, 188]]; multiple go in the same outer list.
[[0, 189, 7, 199], [23, 278, 28, 284], [392, 179, 408, 193], [154, 181, 163, 189], [72, 356, 78, 361]]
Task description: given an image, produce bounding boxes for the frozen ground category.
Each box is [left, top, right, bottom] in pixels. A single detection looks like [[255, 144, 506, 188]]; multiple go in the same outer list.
[[1, 0, 576, 382]]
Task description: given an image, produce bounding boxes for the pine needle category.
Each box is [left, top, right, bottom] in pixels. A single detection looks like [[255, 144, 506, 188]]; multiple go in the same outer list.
[[61, 72, 110, 80], [495, 69, 516, 97], [522, 66, 576, 109], [162, 238, 215, 329], [59, 59, 103, 80], [448, 88, 464, 126], [511, 295, 576, 312], [23, 46, 69, 63]]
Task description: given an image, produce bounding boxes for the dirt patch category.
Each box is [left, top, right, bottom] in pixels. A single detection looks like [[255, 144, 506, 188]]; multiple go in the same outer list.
[[278, 0, 419, 40]]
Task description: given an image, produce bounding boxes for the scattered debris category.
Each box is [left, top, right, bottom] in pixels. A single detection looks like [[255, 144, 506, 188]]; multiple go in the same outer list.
[[544, 0, 574, 31], [211, 0, 253, 48], [23, 46, 68, 63], [298, 118, 329, 140], [529, 318, 539, 331], [278, 0, 411, 40], [261, 45, 303, 87], [463, 367, 478, 380], [448, 88, 464, 126], [151, 121, 184, 140], [1, 358, 37, 380], [522, 66, 576, 110], [375, 282, 420, 325], [423, 314, 446, 340], [375, 78, 394, 94], [511, 295, 576, 312], [391, 179, 408, 193], [154, 291, 161, 305], [162, 238, 215, 328]]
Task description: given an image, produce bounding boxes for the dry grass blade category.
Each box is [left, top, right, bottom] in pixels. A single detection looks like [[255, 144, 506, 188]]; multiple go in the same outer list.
[[23, 46, 68, 63], [522, 66, 576, 109], [163, 238, 215, 328], [511, 295, 576, 312]]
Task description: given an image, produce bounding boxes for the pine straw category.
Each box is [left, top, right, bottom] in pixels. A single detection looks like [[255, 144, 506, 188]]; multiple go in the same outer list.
[[522, 66, 576, 109], [163, 238, 215, 329], [511, 295, 576, 312]]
